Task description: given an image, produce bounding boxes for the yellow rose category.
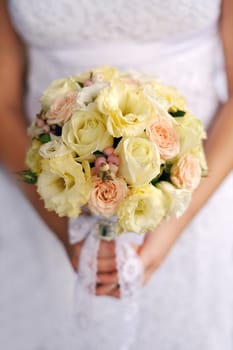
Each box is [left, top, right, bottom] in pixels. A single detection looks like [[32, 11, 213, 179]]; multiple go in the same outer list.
[[145, 81, 187, 112], [40, 78, 79, 111], [116, 184, 166, 234], [190, 144, 208, 175], [37, 155, 91, 218], [96, 80, 155, 137], [175, 113, 206, 153], [92, 66, 120, 81], [115, 136, 161, 186], [62, 109, 113, 161], [25, 139, 42, 174], [73, 66, 120, 84], [157, 181, 192, 219]]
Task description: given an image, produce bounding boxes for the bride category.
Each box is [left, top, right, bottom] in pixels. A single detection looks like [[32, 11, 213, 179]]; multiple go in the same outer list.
[[0, 0, 232, 349]]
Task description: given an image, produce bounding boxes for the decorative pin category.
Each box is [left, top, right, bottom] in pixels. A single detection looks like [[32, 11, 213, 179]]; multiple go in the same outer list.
[[95, 220, 115, 241]]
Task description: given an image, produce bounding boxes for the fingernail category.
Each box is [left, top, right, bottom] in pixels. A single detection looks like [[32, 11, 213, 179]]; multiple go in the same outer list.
[[108, 283, 117, 291]]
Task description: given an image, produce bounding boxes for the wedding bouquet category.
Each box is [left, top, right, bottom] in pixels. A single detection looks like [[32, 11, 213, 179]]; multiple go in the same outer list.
[[24, 66, 207, 235]]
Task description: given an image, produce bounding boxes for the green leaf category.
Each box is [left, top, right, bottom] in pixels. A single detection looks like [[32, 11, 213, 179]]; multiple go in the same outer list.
[[151, 177, 160, 186], [151, 163, 172, 186], [76, 81, 84, 88], [93, 150, 105, 157], [18, 169, 38, 184], [38, 133, 51, 144], [169, 110, 186, 117]]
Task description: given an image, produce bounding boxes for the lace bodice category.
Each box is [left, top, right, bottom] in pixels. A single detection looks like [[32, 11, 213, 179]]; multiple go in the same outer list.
[[9, 0, 224, 129], [9, 0, 220, 46]]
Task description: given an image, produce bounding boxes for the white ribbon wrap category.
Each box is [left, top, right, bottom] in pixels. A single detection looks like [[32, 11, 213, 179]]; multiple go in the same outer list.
[[69, 214, 145, 350]]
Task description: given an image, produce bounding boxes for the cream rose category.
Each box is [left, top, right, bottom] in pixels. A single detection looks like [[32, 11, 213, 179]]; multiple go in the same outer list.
[[40, 78, 79, 111], [146, 114, 180, 160], [46, 91, 77, 125], [37, 155, 91, 218], [88, 176, 128, 217], [62, 109, 113, 161], [116, 184, 166, 234], [96, 80, 155, 137], [115, 136, 160, 186], [171, 153, 201, 191], [157, 181, 192, 219]]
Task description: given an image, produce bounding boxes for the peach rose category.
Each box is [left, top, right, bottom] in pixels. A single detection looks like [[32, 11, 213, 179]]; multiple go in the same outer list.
[[46, 91, 76, 125], [171, 153, 201, 191], [146, 115, 180, 160], [88, 176, 128, 217]]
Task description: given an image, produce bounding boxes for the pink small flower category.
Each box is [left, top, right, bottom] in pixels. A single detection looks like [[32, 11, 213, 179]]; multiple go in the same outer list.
[[107, 154, 120, 166], [88, 176, 128, 217], [36, 118, 45, 128], [109, 164, 119, 175], [43, 125, 50, 133], [171, 153, 201, 191], [103, 147, 115, 156], [95, 156, 107, 169]]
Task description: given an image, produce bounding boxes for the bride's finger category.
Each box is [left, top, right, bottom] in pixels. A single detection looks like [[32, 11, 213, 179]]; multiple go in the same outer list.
[[98, 241, 116, 258], [95, 283, 120, 298], [107, 287, 120, 298], [97, 257, 117, 273], [97, 271, 118, 284]]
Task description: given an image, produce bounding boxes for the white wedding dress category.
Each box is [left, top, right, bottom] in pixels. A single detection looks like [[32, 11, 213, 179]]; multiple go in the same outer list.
[[1, 0, 233, 349]]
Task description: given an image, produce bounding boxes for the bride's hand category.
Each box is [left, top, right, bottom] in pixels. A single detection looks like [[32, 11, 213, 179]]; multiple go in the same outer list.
[[68, 239, 120, 297], [95, 240, 120, 298], [138, 216, 185, 285], [69, 216, 182, 297]]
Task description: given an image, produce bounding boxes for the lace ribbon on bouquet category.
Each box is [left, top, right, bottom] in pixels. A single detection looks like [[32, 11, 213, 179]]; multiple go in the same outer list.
[[69, 215, 144, 350]]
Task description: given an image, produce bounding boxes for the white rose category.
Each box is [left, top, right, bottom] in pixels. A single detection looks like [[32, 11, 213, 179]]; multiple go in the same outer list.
[[76, 82, 109, 108], [39, 139, 73, 158]]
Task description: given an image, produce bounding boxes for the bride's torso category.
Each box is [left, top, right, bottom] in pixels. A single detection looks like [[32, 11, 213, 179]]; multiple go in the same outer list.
[[8, 0, 224, 126]]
